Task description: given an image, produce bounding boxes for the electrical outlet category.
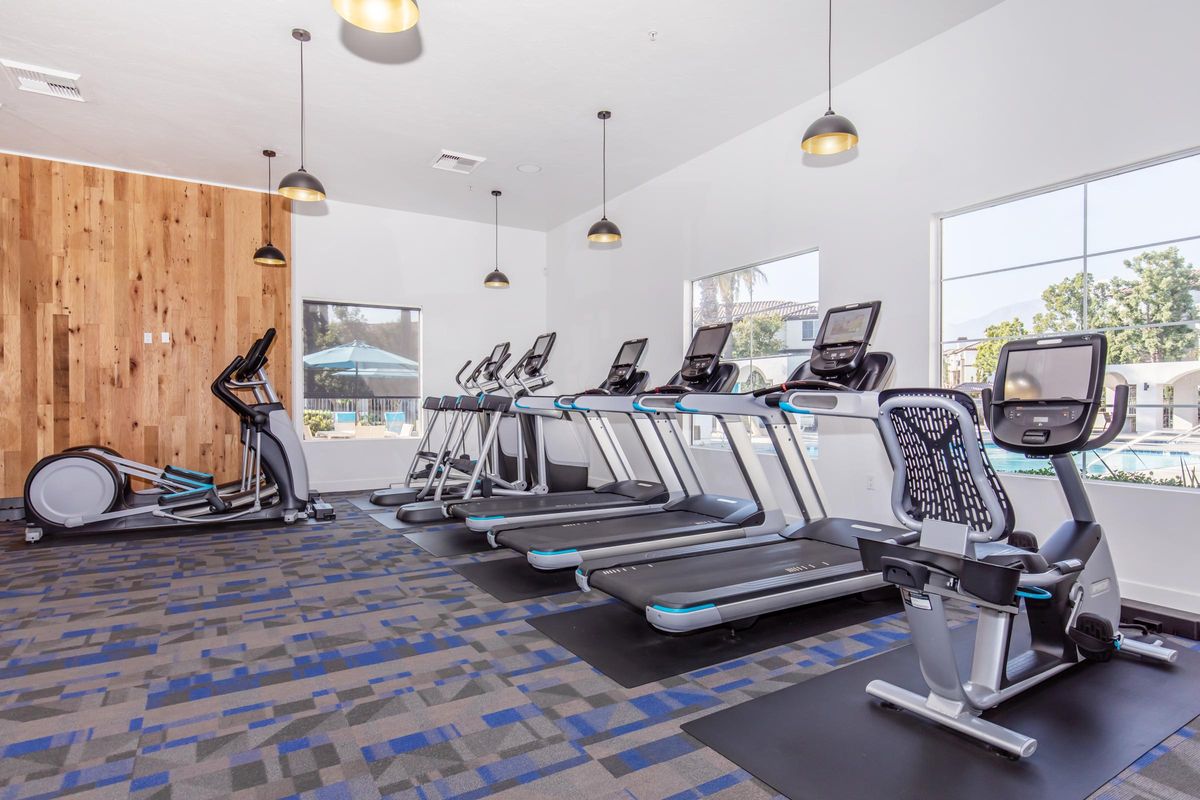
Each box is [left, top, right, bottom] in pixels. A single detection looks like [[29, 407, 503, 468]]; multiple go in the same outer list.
[[865, 475, 875, 491], [160, 332, 170, 343], [143, 332, 153, 344]]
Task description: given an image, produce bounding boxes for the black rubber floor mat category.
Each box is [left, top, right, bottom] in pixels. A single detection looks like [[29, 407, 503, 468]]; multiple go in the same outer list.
[[683, 624, 1200, 800], [529, 595, 902, 688], [451, 556, 580, 601], [403, 526, 493, 557]]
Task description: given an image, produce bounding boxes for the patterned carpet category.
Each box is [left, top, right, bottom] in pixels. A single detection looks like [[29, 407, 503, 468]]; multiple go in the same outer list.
[[0, 495, 1196, 800]]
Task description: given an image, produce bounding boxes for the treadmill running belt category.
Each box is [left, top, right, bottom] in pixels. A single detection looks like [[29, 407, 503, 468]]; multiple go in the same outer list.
[[683, 624, 1200, 800], [589, 537, 859, 610], [498, 510, 722, 554], [529, 595, 902, 688], [450, 490, 638, 520]]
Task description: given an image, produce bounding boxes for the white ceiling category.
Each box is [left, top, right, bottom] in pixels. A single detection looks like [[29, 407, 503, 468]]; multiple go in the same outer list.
[[0, 0, 1001, 231]]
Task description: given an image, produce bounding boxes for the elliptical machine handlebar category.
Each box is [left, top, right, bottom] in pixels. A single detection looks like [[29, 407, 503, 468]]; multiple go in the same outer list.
[[454, 359, 474, 392], [211, 356, 268, 427]]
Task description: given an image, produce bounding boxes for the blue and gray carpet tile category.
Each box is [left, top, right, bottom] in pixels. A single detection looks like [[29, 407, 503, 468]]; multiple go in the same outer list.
[[0, 495, 1196, 799]]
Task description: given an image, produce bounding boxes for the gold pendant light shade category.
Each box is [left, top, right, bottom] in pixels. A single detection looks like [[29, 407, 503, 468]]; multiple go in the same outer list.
[[333, 0, 420, 33]]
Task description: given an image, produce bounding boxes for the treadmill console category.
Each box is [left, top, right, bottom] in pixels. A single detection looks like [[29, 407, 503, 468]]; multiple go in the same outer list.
[[986, 334, 1106, 456], [807, 302, 881, 378], [681, 323, 733, 383], [604, 338, 648, 389]]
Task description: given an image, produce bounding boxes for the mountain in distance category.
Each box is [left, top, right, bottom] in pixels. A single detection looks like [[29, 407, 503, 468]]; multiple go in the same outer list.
[[942, 297, 1045, 341]]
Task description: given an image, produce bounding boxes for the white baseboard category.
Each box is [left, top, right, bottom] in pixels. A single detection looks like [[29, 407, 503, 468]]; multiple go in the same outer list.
[[1120, 579, 1200, 616]]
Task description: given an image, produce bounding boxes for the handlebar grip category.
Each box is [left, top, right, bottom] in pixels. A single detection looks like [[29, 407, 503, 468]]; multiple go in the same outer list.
[[752, 378, 850, 397], [1085, 383, 1128, 450]]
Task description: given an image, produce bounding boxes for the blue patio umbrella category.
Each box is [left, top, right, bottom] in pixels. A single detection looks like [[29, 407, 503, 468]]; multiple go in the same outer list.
[[303, 341, 418, 380]]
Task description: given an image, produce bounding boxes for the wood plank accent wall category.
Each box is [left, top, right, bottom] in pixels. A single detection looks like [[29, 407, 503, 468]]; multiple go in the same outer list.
[[0, 154, 292, 497]]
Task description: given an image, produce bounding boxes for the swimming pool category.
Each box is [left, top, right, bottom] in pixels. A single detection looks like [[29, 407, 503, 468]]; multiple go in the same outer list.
[[985, 444, 1199, 475]]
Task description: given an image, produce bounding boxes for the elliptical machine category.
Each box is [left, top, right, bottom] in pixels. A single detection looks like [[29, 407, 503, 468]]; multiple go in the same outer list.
[[23, 329, 333, 541], [859, 332, 1176, 759]]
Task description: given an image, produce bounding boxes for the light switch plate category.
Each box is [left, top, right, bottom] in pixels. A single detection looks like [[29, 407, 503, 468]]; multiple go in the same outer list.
[[160, 332, 170, 343], [143, 332, 153, 344]]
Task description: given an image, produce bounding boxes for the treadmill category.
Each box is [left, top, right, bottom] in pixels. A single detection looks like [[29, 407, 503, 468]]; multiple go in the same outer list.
[[455, 324, 738, 533], [496, 303, 894, 570], [577, 302, 915, 634]]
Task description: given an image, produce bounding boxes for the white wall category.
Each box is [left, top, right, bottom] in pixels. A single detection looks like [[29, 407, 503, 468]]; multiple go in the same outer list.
[[543, 0, 1200, 612], [292, 200, 547, 491]]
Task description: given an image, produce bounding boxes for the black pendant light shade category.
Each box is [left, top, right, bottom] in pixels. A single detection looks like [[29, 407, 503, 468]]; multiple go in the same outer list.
[[254, 150, 287, 267], [587, 217, 621, 243], [483, 269, 510, 289], [279, 29, 327, 201], [278, 167, 327, 202], [484, 190, 510, 289], [587, 110, 622, 243], [801, 111, 859, 155], [801, 0, 859, 156], [332, 0, 420, 33]]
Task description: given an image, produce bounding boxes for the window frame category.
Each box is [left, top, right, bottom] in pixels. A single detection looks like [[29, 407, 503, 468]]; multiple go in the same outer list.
[[934, 146, 1200, 489], [686, 248, 820, 452], [300, 297, 425, 442]]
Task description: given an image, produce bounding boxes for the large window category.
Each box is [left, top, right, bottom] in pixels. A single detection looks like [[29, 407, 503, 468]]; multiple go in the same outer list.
[[302, 301, 422, 440], [940, 151, 1200, 488], [690, 250, 819, 453]]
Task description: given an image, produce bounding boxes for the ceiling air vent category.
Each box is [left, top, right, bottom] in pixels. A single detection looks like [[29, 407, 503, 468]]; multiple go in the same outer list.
[[431, 150, 485, 175], [1, 59, 84, 101]]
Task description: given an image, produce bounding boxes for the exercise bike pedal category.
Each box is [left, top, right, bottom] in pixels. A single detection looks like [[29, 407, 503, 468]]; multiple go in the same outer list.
[[1069, 612, 1117, 662]]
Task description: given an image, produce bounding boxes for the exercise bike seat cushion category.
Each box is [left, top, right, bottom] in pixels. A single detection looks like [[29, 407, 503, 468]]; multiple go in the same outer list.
[[975, 542, 1050, 573]]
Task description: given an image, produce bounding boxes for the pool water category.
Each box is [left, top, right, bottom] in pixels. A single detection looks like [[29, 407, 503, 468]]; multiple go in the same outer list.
[[985, 445, 1199, 475]]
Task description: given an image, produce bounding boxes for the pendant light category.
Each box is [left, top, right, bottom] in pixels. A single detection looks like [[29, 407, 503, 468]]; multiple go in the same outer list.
[[279, 29, 327, 201], [253, 150, 287, 267], [587, 110, 622, 243], [332, 0, 419, 33], [483, 190, 511, 289], [801, 0, 859, 156]]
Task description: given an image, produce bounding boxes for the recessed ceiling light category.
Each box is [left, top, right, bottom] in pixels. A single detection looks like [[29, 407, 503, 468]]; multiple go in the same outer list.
[[516, 163, 542, 174]]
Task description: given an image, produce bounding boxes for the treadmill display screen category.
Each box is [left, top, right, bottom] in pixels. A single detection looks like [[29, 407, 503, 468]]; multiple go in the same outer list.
[[488, 343, 508, 365], [686, 325, 731, 359], [822, 307, 875, 345], [614, 339, 647, 367], [531, 334, 554, 356], [1003, 345, 1095, 401]]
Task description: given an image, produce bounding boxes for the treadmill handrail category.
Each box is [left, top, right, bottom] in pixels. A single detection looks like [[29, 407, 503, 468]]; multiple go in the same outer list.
[[672, 391, 782, 418], [572, 395, 637, 413], [779, 389, 881, 420]]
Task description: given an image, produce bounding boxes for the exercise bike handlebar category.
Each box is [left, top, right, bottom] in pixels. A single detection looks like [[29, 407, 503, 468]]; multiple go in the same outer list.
[[982, 383, 1129, 453]]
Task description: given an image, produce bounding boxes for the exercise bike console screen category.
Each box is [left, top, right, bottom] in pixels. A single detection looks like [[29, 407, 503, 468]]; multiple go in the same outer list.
[[1002, 345, 1094, 402]]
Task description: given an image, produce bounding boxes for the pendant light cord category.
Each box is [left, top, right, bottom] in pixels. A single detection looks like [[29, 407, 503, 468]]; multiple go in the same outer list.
[[299, 39, 307, 168], [494, 192, 500, 267], [601, 116, 607, 217], [826, 0, 833, 112], [266, 156, 273, 242]]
